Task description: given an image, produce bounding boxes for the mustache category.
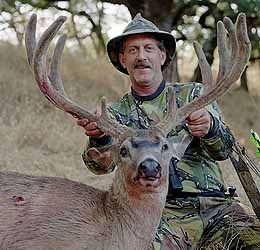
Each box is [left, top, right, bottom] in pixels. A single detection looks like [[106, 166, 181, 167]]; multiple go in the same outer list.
[[134, 61, 151, 69]]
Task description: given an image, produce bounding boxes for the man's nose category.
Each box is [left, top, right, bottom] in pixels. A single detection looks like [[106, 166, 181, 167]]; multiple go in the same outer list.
[[136, 47, 147, 60]]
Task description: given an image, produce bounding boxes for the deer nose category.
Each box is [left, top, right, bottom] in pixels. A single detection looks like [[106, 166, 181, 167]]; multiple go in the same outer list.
[[138, 159, 161, 177]]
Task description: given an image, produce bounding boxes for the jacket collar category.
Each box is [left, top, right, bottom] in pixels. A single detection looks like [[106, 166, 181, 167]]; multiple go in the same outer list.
[[131, 80, 166, 102]]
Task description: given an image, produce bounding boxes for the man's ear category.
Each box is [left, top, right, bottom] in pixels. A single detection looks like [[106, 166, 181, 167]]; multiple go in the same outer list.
[[119, 53, 127, 69], [161, 50, 167, 66]]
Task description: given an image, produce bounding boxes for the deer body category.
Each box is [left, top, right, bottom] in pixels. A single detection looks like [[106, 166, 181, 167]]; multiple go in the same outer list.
[[0, 131, 170, 250], [0, 175, 162, 250]]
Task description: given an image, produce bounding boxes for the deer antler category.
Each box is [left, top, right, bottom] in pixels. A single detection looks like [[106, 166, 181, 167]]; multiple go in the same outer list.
[[177, 13, 251, 125], [156, 13, 251, 131], [25, 14, 134, 139], [152, 87, 177, 136]]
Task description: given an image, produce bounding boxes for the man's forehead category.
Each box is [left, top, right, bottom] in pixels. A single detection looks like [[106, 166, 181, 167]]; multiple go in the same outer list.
[[124, 33, 158, 46]]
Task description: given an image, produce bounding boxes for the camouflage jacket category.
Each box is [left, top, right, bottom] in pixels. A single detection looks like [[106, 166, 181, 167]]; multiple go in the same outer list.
[[82, 81, 233, 194]]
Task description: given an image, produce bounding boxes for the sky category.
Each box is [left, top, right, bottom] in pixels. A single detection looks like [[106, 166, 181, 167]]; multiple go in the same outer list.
[[103, 3, 131, 38]]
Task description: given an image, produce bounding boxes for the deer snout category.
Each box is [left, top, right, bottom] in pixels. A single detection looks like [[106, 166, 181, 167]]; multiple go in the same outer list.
[[138, 159, 161, 179]]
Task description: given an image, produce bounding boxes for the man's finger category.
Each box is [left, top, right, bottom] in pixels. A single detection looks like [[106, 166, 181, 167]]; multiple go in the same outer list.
[[85, 129, 105, 137], [187, 118, 207, 126], [187, 110, 204, 121], [85, 122, 99, 130], [77, 118, 89, 127], [188, 124, 205, 130], [191, 130, 207, 137]]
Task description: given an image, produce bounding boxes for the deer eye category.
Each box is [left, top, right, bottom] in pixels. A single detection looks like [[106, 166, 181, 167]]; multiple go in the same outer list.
[[120, 146, 129, 158], [162, 144, 169, 152]]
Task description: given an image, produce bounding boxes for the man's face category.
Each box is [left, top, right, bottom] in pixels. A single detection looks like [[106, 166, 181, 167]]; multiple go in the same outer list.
[[119, 34, 166, 89]]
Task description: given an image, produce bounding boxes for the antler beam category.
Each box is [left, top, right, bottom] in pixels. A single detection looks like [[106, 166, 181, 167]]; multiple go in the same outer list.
[[25, 14, 133, 139]]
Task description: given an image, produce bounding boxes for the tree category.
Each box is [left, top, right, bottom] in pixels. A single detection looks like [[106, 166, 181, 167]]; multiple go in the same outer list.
[[0, 0, 108, 54]]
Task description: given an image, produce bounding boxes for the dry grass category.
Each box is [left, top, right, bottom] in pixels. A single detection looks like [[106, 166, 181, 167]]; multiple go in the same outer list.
[[0, 42, 128, 189], [0, 42, 260, 206]]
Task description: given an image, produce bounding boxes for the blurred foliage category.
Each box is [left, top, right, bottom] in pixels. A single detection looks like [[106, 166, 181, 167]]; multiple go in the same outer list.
[[0, 0, 109, 54], [0, 0, 31, 45]]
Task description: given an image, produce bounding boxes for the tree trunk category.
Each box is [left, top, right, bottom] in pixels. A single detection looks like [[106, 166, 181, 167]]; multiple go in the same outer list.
[[163, 53, 180, 83]]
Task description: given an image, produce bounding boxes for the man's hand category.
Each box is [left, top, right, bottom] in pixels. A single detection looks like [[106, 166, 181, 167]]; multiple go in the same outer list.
[[77, 118, 105, 138], [186, 108, 212, 137]]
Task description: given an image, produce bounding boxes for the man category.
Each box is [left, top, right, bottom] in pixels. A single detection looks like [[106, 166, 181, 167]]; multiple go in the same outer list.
[[78, 14, 260, 249]]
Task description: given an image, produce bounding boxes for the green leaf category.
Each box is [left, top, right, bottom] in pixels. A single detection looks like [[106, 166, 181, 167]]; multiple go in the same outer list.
[[250, 129, 260, 148]]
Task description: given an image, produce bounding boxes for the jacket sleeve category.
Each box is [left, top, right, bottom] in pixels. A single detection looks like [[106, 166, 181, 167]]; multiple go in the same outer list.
[[189, 83, 235, 161], [200, 111, 235, 160]]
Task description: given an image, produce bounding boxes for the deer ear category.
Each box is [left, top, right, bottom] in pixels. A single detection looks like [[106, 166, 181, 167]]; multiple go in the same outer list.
[[172, 134, 193, 160], [87, 148, 113, 168], [87, 148, 102, 161]]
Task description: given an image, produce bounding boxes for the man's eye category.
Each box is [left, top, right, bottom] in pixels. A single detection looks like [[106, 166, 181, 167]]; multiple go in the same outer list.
[[129, 48, 136, 53], [146, 46, 154, 51]]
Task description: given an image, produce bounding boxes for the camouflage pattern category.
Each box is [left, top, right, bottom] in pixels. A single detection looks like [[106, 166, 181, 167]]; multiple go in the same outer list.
[[82, 82, 260, 249], [152, 197, 260, 249]]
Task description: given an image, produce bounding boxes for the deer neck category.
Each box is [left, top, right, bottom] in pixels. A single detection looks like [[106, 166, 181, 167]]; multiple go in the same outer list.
[[104, 168, 168, 250]]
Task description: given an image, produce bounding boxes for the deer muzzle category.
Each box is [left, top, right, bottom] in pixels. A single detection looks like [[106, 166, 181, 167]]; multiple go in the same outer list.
[[137, 159, 162, 185]]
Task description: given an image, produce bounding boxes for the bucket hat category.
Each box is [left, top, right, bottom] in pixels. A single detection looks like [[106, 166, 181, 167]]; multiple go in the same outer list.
[[107, 13, 176, 74]]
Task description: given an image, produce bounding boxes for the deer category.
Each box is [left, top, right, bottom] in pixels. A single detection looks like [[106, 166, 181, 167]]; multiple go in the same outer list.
[[0, 13, 250, 250]]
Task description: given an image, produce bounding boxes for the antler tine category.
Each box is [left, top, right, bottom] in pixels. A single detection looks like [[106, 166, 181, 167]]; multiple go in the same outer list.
[[174, 13, 251, 126], [216, 21, 228, 83], [32, 15, 67, 109], [152, 87, 177, 136], [28, 15, 132, 138], [193, 41, 213, 93], [25, 14, 67, 97], [49, 34, 67, 96], [228, 13, 251, 75], [25, 13, 37, 67], [223, 17, 238, 71], [99, 97, 135, 137]]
